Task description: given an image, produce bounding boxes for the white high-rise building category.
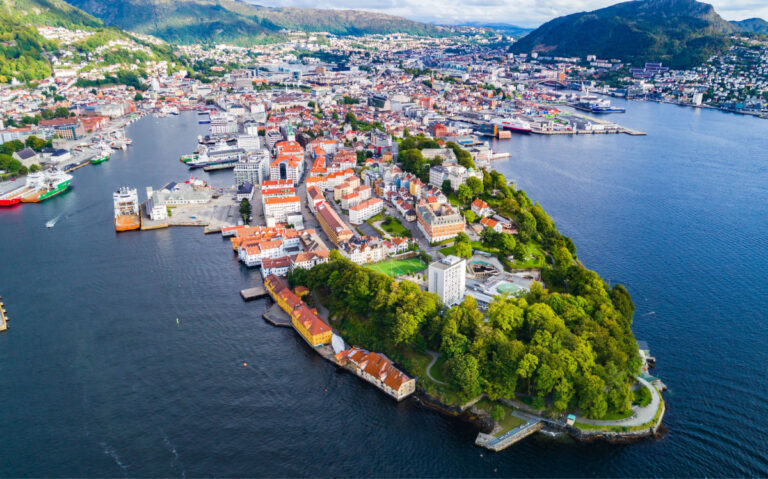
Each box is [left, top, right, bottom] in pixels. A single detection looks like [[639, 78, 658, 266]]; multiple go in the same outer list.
[[234, 150, 271, 186], [428, 255, 466, 307]]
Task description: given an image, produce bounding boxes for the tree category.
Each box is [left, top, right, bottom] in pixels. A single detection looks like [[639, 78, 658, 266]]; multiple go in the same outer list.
[[490, 405, 506, 422], [455, 232, 470, 245], [450, 354, 482, 400], [53, 106, 69, 118], [457, 184, 472, 204], [463, 210, 477, 223], [0, 140, 24, 155], [25, 135, 48, 151], [134, 92, 144, 101], [455, 241, 472, 259], [498, 233, 516, 254], [239, 199, 251, 223], [466, 176, 483, 196], [441, 179, 452, 195]]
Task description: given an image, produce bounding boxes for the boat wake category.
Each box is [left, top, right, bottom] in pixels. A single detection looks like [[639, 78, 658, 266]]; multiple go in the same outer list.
[[99, 441, 129, 477], [46, 213, 63, 228]]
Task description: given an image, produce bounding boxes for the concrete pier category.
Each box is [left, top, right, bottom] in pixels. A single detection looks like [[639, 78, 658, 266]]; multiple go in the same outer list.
[[241, 285, 268, 301], [475, 413, 543, 451], [262, 303, 292, 328]]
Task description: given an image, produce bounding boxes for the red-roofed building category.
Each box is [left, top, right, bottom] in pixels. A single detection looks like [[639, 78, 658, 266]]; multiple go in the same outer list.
[[345, 347, 416, 401]]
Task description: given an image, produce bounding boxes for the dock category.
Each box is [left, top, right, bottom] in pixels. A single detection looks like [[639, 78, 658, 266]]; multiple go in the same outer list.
[[475, 413, 544, 451], [0, 296, 9, 332], [241, 285, 268, 301], [262, 303, 292, 328]]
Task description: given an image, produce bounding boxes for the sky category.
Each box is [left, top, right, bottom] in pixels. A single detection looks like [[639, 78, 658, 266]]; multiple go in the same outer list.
[[253, 0, 768, 27]]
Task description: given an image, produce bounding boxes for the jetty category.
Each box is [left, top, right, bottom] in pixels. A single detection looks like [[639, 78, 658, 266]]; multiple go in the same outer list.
[[0, 295, 9, 332]]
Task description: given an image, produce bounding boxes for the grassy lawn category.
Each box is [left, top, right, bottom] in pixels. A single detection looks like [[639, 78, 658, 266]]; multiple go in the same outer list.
[[365, 258, 427, 277], [474, 399, 526, 436], [402, 349, 463, 406], [379, 216, 411, 237], [440, 241, 495, 257], [504, 242, 547, 269]]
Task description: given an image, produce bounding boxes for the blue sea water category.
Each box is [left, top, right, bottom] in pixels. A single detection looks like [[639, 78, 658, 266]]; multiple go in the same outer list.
[[0, 104, 767, 477]]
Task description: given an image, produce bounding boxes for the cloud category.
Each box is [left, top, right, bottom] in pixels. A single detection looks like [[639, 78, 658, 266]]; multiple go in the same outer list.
[[252, 0, 768, 26]]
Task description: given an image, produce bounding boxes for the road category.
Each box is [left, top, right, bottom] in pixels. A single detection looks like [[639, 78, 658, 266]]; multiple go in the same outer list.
[[425, 350, 448, 385], [576, 376, 661, 427]]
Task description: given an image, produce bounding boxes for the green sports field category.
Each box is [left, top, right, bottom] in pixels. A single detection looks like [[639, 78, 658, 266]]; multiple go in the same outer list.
[[365, 258, 427, 277]]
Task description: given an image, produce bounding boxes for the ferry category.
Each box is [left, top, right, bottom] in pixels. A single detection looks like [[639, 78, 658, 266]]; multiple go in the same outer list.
[[20, 169, 72, 203], [186, 140, 244, 169], [493, 117, 533, 134], [113, 186, 141, 232], [91, 144, 111, 164], [572, 96, 626, 113]]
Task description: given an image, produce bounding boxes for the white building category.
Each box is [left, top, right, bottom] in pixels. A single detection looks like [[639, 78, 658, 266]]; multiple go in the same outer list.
[[263, 196, 301, 226], [234, 150, 271, 187], [428, 255, 466, 307], [349, 197, 384, 225]]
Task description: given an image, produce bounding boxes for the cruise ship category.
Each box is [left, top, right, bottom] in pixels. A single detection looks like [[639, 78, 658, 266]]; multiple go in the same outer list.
[[113, 187, 141, 231], [20, 169, 72, 203], [492, 117, 533, 134]]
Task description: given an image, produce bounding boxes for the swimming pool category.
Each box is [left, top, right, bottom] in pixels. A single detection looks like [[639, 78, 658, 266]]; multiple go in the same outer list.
[[496, 281, 522, 294]]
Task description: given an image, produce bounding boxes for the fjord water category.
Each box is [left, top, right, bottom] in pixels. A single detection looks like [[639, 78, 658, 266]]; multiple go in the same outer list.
[[0, 105, 766, 477]]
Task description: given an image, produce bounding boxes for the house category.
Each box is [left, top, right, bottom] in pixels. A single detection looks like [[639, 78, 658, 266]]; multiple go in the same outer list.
[[480, 217, 503, 233], [315, 201, 353, 246], [345, 347, 416, 401], [471, 198, 493, 218], [236, 182, 254, 202], [12, 147, 38, 168]]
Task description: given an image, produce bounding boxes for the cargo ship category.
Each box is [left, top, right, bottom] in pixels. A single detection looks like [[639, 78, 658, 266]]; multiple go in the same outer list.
[[113, 186, 140, 231], [20, 169, 72, 203], [91, 144, 111, 164]]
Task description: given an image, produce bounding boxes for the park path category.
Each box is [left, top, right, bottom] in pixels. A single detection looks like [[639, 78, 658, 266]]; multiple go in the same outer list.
[[576, 376, 661, 427], [425, 350, 449, 385]]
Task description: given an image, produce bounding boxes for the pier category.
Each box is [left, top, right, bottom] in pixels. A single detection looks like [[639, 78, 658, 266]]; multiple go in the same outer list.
[[241, 283, 268, 301], [0, 296, 9, 332], [475, 412, 544, 451], [262, 303, 293, 327]]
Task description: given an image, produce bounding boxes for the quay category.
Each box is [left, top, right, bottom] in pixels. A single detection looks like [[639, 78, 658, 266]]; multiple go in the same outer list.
[[0, 295, 9, 332]]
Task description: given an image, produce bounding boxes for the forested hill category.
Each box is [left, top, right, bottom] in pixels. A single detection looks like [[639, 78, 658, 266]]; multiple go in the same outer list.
[[60, 0, 443, 44], [732, 18, 768, 35], [0, 0, 177, 83], [511, 0, 736, 68]]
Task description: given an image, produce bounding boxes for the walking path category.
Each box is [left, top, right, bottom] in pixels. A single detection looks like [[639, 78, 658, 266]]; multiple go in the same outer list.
[[425, 350, 449, 385], [576, 376, 661, 427]]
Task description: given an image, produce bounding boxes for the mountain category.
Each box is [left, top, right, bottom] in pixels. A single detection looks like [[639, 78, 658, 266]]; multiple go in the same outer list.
[[59, 0, 442, 44], [512, 0, 736, 68], [459, 22, 534, 38], [732, 18, 768, 34]]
